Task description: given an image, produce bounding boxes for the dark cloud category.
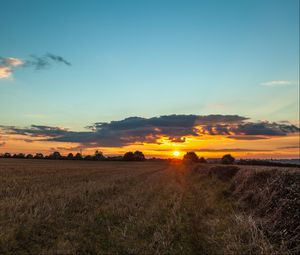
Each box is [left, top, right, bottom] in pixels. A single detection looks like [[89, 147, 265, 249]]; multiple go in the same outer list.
[[25, 53, 71, 70], [226, 135, 268, 140], [232, 122, 299, 136], [277, 145, 300, 150], [0, 114, 299, 147], [46, 53, 71, 66], [0, 142, 6, 147], [0, 125, 70, 137]]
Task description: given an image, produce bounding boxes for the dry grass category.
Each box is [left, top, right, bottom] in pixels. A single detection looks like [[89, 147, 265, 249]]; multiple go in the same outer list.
[[0, 159, 298, 254], [231, 166, 300, 254]]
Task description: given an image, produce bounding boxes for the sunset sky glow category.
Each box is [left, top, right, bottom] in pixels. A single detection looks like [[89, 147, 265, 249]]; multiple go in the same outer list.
[[0, 0, 299, 158]]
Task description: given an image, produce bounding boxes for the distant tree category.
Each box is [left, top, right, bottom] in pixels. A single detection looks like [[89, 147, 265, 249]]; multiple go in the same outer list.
[[183, 152, 199, 163], [50, 151, 62, 160], [26, 154, 33, 159], [107, 156, 123, 161], [67, 153, 74, 160], [94, 150, 105, 160], [133, 151, 145, 161], [84, 155, 93, 160], [123, 152, 135, 161], [75, 153, 83, 160], [34, 153, 44, 159], [199, 157, 207, 163], [16, 153, 25, 158], [221, 154, 235, 164], [4, 153, 11, 158]]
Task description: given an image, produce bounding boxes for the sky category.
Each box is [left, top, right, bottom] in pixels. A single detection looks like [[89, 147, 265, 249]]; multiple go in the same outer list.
[[0, 0, 299, 158]]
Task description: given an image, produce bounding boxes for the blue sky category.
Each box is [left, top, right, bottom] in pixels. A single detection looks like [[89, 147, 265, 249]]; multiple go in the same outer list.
[[0, 0, 299, 130]]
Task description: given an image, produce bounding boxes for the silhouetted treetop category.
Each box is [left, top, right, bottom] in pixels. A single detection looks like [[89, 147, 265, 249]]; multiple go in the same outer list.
[[50, 151, 61, 160], [221, 154, 235, 164], [75, 153, 83, 160], [183, 152, 199, 163], [133, 151, 145, 161], [123, 152, 135, 161]]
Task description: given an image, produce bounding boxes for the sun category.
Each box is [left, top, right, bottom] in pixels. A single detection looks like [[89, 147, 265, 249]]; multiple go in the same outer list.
[[172, 151, 180, 157]]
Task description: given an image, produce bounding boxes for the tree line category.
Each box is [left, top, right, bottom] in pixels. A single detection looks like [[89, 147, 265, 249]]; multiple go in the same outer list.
[[182, 152, 235, 164], [0, 150, 236, 164], [0, 150, 146, 161]]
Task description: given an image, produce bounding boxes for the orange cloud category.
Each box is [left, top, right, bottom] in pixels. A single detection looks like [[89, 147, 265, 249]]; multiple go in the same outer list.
[[0, 66, 12, 78]]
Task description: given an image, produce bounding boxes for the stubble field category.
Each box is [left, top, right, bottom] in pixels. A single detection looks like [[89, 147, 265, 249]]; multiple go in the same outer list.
[[0, 159, 299, 254]]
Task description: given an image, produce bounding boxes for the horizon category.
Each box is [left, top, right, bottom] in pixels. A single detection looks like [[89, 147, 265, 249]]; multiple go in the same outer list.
[[1, 0, 299, 159], [1, 150, 300, 161]]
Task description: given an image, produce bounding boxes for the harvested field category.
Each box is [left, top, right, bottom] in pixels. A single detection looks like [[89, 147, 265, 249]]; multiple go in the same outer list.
[[0, 159, 299, 254]]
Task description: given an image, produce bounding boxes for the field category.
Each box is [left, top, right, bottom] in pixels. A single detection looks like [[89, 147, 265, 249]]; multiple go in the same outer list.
[[0, 159, 299, 255]]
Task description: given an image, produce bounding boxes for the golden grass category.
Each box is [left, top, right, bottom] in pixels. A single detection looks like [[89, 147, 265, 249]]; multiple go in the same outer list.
[[0, 159, 297, 254]]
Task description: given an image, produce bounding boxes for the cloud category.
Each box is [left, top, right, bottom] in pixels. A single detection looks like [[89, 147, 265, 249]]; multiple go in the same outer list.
[[1, 114, 299, 148], [148, 147, 273, 153], [195, 148, 272, 152], [0, 57, 24, 67], [0, 66, 12, 79], [226, 135, 268, 140], [0, 142, 6, 147], [46, 53, 71, 66], [277, 145, 300, 150], [0, 125, 70, 137], [260, 80, 296, 87], [0, 54, 71, 79], [25, 53, 71, 70], [0, 57, 25, 79]]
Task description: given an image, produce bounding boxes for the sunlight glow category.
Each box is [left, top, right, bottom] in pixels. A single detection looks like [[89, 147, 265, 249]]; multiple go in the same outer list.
[[172, 151, 181, 157]]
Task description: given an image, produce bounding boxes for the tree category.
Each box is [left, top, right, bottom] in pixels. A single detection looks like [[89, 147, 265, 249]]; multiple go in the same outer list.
[[221, 154, 235, 164], [26, 154, 33, 159], [50, 151, 61, 160], [67, 153, 74, 160], [34, 153, 44, 159], [4, 153, 11, 158], [84, 155, 93, 160], [75, 153, 83, 160], [94, 150, 105, 160], [123, 152, 135, 161], [183, 152, 199, 163], [133, 151, 145, 161], [16, 153, 25, 158], [199, 157, 207, 163]]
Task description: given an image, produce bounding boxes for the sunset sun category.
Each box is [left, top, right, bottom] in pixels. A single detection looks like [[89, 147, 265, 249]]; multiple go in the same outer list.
[[172, 151, 181, 157]]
